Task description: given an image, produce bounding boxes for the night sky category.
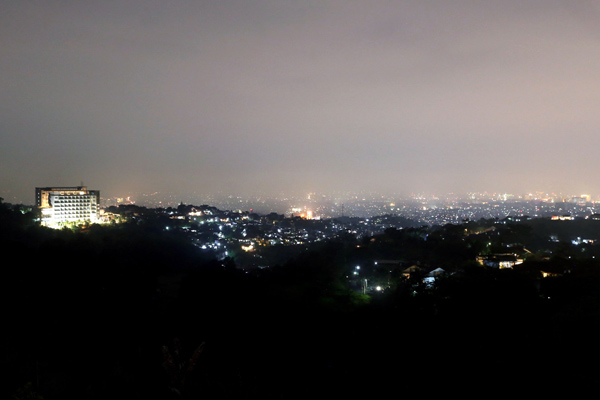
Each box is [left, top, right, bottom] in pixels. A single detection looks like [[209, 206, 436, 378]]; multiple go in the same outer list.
[[2, 1, 600, 203]]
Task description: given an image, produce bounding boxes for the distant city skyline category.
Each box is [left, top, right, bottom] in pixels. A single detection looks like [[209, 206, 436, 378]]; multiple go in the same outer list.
[[3, 1, 600, 203], [97, 188, 600, 220], [0, 185, 597, 208]]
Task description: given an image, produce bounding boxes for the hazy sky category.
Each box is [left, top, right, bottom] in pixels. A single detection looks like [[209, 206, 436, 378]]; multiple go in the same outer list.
[[2, 1, 600, 203]]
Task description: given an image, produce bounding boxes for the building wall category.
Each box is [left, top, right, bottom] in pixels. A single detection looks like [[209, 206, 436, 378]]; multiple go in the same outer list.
[[36, 186, 100, 227]]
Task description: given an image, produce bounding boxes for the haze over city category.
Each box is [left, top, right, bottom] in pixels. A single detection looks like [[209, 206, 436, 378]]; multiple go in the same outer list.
[[3, 1, 600, 203]]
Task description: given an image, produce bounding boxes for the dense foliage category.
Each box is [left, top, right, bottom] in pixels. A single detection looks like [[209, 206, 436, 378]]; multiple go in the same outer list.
[[3, 201, 600, 398]]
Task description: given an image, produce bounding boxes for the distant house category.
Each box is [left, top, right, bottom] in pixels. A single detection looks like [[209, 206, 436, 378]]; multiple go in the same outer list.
[[428, 267, 445, 277], [424, 268, 445, 286], [402, 265, 422, 279], [551, 215, 573, 221], [503, 215, 531, 222], [541, 271, 562, 278], [477, 254, 523, 269]]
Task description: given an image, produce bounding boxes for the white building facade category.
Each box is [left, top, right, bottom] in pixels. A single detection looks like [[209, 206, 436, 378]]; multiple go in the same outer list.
[[36, 186, 100, 227]]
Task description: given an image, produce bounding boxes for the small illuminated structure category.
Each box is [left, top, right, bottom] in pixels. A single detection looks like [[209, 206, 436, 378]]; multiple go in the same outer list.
[[477, 254, 523, 269], [551, 215, 573, 221], [36, 186, 100, 227]]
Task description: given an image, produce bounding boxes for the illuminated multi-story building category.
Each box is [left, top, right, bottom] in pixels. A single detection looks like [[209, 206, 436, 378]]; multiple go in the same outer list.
[[570, 194, 590, 205], [35, 186, 100, 227]]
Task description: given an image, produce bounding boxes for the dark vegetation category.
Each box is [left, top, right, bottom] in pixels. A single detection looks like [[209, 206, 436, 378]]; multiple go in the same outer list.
[[3, 200, 600, 398]]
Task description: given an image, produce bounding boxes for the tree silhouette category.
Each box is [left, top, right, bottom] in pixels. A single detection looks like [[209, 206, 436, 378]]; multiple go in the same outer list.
[[161, 339, 205, 397]]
